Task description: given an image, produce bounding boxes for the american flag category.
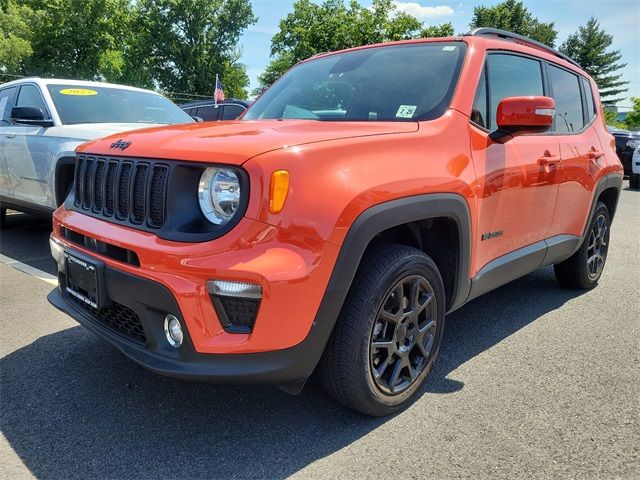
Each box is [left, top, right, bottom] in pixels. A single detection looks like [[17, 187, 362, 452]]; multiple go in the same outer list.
[[214, 74, 225, 106]]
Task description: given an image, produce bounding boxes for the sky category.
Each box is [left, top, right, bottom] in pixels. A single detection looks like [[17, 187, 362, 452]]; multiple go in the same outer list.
[[239, 0, 640, 107]]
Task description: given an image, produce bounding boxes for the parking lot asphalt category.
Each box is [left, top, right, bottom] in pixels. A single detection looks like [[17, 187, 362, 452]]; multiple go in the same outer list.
[[1, 187, 639, 480]]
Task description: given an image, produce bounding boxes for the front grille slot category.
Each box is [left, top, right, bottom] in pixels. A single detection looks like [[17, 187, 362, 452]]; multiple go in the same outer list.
[[73, 156, 168, 229], [116, 162, 132, 219], [131, 164, 149, 224], [61, 226, 140, 267], [93, 160, 105, 212], [104, 161, 118, 216]]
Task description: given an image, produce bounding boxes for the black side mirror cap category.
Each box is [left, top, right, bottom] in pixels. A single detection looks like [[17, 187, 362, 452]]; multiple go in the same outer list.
[[11, 106, 54, 127]]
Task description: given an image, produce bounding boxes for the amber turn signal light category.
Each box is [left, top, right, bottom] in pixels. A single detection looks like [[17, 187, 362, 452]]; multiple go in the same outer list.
[[269, 170, 290, 213]]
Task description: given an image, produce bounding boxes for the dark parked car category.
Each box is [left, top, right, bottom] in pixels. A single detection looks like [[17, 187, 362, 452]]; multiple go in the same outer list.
[[608, 126, 640, 176], [180, 99, 249, 122]]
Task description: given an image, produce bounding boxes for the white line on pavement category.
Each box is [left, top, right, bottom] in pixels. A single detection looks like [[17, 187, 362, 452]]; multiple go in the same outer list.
[[0, 253, 58, 285]]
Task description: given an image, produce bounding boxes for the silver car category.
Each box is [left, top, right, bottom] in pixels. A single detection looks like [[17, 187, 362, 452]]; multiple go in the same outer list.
[[0, 78, 193, 224]]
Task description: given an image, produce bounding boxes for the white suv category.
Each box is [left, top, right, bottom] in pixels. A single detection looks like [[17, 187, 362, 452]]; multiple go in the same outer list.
[[631, 145, 640, 189], [0, 78, 193, 224]]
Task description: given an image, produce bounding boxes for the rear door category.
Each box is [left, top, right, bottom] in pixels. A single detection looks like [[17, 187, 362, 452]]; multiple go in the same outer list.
[[546, 68, 604, 238], [470, 53, 560, 271]]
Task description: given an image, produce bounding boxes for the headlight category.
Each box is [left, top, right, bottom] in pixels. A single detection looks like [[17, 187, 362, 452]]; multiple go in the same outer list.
[[198, 167, 241, 225], [626, 139, 640, 149]]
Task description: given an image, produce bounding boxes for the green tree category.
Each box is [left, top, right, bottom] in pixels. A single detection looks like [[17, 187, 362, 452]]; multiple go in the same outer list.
[[559, 17, 628, 106], [132, 0, 256, 98], [256, 0, 455, 94], [18, 0, 132, 80], [0, 0, 36, 74], [623, 98, 640, 131], [469, 0, 557, 46]]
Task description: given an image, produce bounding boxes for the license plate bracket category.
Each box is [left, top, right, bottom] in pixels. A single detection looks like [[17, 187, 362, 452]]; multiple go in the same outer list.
[[65, 252, 105, 309]]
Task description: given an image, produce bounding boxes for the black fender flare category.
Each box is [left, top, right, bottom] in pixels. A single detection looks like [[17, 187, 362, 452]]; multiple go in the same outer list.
[[575, 172, 623, 252], [286, 193, 473, 385]]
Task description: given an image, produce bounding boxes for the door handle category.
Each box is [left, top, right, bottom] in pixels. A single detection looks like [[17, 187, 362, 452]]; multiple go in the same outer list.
[[588, 150, 605, 160], [4, 134, 15, 139], [538, 152, 561, 167]]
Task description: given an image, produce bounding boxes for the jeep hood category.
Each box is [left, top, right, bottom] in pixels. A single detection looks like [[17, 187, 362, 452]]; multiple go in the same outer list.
[[76, 120, 419, 164]]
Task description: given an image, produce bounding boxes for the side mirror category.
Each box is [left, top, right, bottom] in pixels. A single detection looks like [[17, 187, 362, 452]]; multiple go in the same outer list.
[[191, 115, 204, 123], [492, 96, 555, 141], [11, 106, 54, 127]]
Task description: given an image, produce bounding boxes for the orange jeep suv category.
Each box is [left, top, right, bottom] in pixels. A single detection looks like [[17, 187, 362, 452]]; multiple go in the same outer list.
[[48, 29, 622, 416]]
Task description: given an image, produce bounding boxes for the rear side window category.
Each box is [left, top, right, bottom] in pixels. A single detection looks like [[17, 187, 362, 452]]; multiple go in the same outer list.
[[16, 84, 49, 117], [221, 104, 246, 120], [486, 54, 544, 130], [196, 105, 219, 121], [548, 65, 584, 133], [581, 77, 596, 122]]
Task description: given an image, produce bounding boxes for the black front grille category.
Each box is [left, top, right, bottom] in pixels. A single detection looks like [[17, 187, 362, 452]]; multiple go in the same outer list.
[[73, 156, 169, 228], [69, 294, 146, 343]]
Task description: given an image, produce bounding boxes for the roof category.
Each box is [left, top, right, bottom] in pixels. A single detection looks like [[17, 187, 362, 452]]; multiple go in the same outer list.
[[0, 77, 161, 95]]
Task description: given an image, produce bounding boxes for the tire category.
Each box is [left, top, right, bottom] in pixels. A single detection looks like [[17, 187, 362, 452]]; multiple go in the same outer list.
[[554, 201, 611, 289], [318, 244, 446, 416], [630, 173, 640, 190]]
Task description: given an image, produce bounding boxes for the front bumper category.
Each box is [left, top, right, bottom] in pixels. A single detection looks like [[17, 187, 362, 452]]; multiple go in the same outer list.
[[47, 258, 322, 386]]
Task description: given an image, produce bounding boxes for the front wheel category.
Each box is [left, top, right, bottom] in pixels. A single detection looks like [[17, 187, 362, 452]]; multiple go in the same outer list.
[[318, 244, 446, 416], [554, 201, 611, 289], [630, 173, 640, 190]]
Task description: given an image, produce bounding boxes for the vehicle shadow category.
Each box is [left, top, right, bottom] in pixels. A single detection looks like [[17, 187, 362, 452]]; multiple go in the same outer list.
[[426, 265, 586, 394], [1, 266, 585, 479], [0, 212, 54, 274]]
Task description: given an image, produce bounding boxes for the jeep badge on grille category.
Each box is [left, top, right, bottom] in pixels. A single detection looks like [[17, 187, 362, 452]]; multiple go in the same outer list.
[[110, 139, 131, 150]]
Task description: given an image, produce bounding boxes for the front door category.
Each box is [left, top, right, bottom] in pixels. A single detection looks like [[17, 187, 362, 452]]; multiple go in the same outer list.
[[4, 84, 54, 208], [470, 53, 560, 273]]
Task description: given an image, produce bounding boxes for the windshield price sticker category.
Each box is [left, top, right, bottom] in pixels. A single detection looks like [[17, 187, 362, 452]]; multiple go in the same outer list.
[[396, 105, 417, 118], [59, 88, 98, 96]]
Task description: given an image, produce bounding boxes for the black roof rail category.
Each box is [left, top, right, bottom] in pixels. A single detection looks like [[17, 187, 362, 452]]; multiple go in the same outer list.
[[465, 27, 581, 68]]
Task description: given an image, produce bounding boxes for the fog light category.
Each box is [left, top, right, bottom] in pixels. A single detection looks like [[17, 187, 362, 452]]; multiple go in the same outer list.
[[164, 314, 183, 347]]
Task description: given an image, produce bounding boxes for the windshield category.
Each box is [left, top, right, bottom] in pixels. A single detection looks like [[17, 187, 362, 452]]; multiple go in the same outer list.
[[46, 84, 193, 125], [245, 42, 466, 122]]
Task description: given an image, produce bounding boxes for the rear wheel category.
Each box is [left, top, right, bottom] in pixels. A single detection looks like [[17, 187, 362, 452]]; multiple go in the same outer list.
[[630, 173, 640, 189], [318, 244, 446, 416], [554, 201, 611, 289]]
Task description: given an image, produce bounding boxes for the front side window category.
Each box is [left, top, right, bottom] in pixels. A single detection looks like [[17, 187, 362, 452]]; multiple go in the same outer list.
[[245, 42, 467, 122], [0, 86, 17, 123], [47, 84, 192, 125], [548, 65, 584, 133], [486, 54, 544, 130], [471, 67, 488, 128], [16, 84, 49, 116]]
